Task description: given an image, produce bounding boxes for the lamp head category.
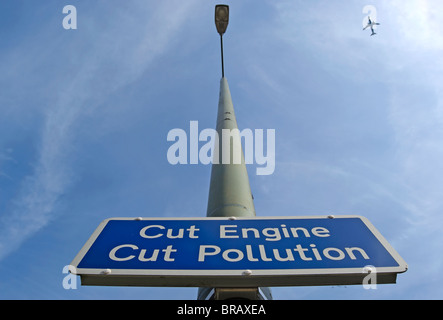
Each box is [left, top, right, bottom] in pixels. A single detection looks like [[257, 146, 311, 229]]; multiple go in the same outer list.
[[215, 5, 229, 36]]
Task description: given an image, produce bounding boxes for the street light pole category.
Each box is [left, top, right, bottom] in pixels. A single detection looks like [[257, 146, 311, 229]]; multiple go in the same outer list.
[[197, 5, 272, 300]]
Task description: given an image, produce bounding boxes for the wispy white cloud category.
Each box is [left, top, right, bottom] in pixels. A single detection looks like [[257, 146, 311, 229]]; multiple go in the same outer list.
[[260, 2, 443, 294], [270, 0, 443, 219], [381, 1, 443, 232], [384, 0, 443, 51], [0, 1, 199, 261]]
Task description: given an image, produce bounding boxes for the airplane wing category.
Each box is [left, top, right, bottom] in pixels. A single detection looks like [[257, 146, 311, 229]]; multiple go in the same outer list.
[[363, 24, 370, 30]]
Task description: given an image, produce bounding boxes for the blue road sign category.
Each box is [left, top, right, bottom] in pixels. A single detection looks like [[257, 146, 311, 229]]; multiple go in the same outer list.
[[70, 216, 407, 287]]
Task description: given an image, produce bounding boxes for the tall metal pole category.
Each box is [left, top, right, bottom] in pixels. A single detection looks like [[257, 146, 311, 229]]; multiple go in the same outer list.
[[197, 5, 272, 300], [205, 77, 256, 219]]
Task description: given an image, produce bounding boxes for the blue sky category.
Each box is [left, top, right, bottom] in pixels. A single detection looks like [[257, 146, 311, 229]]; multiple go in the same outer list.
[[1, 0, 442, 299]]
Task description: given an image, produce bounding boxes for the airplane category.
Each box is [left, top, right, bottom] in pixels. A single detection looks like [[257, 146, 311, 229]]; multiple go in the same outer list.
[[363, 16, 380, 36]]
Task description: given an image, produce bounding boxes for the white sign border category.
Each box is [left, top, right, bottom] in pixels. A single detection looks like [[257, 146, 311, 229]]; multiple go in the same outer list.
[[70, 215, 407, 287]]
